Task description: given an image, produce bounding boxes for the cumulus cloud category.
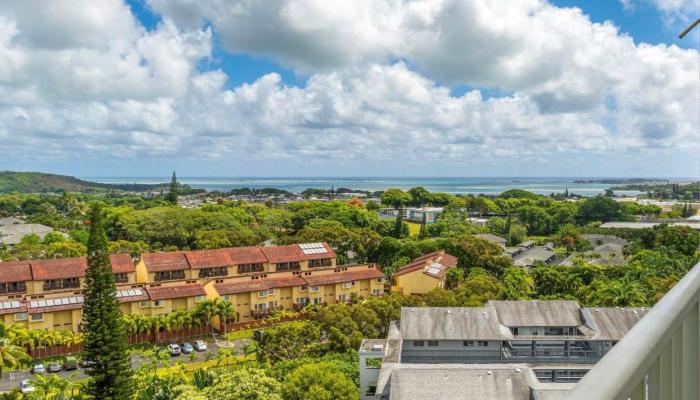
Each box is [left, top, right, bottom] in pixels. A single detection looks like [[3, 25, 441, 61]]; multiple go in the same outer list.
[[0, 0, 698, 175]]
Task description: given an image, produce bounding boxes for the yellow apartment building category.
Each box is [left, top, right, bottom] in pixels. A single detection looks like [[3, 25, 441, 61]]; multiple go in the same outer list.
[[391, 250, 457, 295], [0, 242, 387, 331]]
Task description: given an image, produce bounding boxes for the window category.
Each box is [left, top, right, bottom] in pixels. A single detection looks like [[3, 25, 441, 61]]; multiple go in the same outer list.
[[413, 340, 425, 347], [139, 301, 150, 308], [14, 312, 28, 321], [275, 262, 300, 271], [258, 290, 267, 298], [267, 288, 274, 295], [308, 258, 333, 268], [532, 328, 540, 335], [198, 267, 228, 278], [512, 327, 519, 336], [154, 270, 185, 282], [255, 303, 266, 310], [153, 300, 165, 307], [43, 277, 80, 291], [299, 285, 308, 292], [341, 282, 353, 289], [223, 295, 231, 301], [338, 294, 350, 302], [372, 288, 383, 296], [312, 297, 322, 305], [195, 295, 206, 302], [237, 263, 264, 274], [427, 340, 438, 347], [366, 385, 377, 396], [30, 313, 43, 322], [478, 341, 488, 347], [0, 282, 27, 294], [113, 273, 129, 283], [310, 286, 319, 293], [463, 340, 474, 347], [376, 278, 384, 283]]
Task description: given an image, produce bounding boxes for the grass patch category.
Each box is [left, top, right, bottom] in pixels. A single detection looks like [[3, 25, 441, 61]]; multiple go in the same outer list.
[[224, 329, 255, 340]]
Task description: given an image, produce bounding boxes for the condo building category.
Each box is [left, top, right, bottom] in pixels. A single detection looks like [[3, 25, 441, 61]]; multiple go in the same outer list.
[[0, 242, 385, 331], [359, 300, 647, 400]]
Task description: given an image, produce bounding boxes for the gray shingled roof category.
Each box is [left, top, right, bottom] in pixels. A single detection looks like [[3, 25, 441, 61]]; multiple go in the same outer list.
[[388, 364, 537, 400], [474, 233, 507, 245], [488, 300, 582, 327], [0, 223, 58, 245], [514, 247, 556, 267], [400, 307, 512, 340], [582, 307, 648, 340]]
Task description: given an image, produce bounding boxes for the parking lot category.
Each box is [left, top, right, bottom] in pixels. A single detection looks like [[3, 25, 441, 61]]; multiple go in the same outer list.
[[0, 338, 251, 393]]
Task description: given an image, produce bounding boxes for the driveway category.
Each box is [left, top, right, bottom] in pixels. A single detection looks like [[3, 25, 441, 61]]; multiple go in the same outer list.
[[0, 338, 251, 393]]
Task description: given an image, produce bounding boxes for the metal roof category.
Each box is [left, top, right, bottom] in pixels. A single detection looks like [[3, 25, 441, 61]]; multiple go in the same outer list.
[[400, 307, 512, 340], [487, 300, 582, 327]]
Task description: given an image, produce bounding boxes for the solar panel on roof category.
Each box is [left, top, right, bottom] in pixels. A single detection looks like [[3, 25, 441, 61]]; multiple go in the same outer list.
[[68, 297, 77, 304], [0, 302, 5, 310], [301, 243, 328, 255], [30, 301, 38, 308], [77, 296, 84, 302], [45, 299, 55, 307], [38, 300, 47, 307], [11, 301, 20, 308], [426, 262, 443, 275], [61, 298, 69, 305]]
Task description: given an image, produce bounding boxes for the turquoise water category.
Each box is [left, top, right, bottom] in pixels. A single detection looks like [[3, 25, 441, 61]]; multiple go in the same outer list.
[[83, 177, 663, 196]]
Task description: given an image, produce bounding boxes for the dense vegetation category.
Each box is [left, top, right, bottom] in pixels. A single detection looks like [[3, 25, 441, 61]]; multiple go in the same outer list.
[[0, 186, 698, 399], [0, 171, 203, 194], [610, 181, 700, 201]]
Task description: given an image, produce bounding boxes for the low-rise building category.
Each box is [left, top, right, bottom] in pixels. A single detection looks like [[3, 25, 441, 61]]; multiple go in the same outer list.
[[513, 247, 556, 268], [473, 234, 507, 248], [391, 251, 457, 295], [359, 300, 648, 400], [0, 242, 387, 330]]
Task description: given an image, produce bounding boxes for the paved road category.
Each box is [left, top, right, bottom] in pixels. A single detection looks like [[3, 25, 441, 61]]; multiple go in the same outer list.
[[0, 339, 251, 393]]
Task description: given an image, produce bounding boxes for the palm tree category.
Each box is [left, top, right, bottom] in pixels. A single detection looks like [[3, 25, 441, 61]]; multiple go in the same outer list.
[[0, 338, 30, 376], [216, 300, 236, 334], [195, 300, 217, 335]]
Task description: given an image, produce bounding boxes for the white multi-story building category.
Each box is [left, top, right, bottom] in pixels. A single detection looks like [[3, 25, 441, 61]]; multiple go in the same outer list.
[[359, 300, 648, 400]]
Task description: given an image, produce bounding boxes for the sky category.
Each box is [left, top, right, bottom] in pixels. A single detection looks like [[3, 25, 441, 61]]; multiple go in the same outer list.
[[0, 0, 699, 178]]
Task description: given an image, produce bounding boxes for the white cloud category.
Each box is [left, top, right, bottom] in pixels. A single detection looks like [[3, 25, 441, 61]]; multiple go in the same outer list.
[[0, 0, 698, 176]]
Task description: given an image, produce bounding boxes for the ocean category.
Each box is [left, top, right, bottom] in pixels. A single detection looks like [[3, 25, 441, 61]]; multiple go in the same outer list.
[[83, 177, 659, 196]]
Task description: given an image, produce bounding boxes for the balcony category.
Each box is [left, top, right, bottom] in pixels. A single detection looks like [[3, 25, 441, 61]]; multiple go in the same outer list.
[[566, 261, 700, 400], [154, 270, 186, 282], [0, 282, 27, 294], [252, 305, 284, 319], [43, 279, 80, 291]]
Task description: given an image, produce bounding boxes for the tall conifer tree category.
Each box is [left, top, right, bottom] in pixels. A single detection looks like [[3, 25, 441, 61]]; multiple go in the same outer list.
[[82, 204, 133, 399], [166, 171, 178, 204]]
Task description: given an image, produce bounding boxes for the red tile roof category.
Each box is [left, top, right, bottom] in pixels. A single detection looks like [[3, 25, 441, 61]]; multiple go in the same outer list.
[[392, 250, 457, 278], [30, 257, 87, 281], [263, 275, 307, 289], [141, 251, 190, 272], [146, 283, 206, 300], [109, 254, 136, 273], [261, 244, 307, 263], [214, 280, 268, 295], [303, 266, 384, 286], [0, 261, 32, 283], [226, 246, 269, 264], [185, 249, 232, 269]]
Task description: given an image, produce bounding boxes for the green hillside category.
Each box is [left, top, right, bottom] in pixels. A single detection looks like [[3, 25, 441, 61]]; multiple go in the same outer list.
[[0, 171, 200, 194]]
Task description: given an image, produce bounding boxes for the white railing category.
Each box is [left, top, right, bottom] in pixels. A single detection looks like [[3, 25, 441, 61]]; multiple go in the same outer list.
[[566, 261, 700, 400]]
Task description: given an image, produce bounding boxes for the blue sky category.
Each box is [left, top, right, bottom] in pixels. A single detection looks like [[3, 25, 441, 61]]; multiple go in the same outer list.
[[1, 0, 698, 178]]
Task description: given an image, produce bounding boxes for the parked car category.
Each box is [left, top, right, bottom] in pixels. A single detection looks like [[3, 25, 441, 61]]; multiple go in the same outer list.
[[167, 343, 181, 356], [194, 340, 207, 351], [181, 342, 194, 354], [47, 362, 62, 373], [30, 363, 45, 374], [63, 356, 78, 370], [80, 359, 96, 369], [19, 379, 35, 394]]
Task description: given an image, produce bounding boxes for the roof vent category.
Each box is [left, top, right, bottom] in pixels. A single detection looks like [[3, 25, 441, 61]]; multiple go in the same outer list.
[[632, 310, 638, 314], [515, 368, 521, 373], [487, 371, 492, 376], [447, 310, 451, 314]]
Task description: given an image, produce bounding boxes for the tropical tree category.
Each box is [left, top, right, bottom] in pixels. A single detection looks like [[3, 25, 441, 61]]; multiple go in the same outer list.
[[282, 363, 359, 400], [0, 337, 30, 376], [166, 171, 178, 204], [81, 204, 133, 399]]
